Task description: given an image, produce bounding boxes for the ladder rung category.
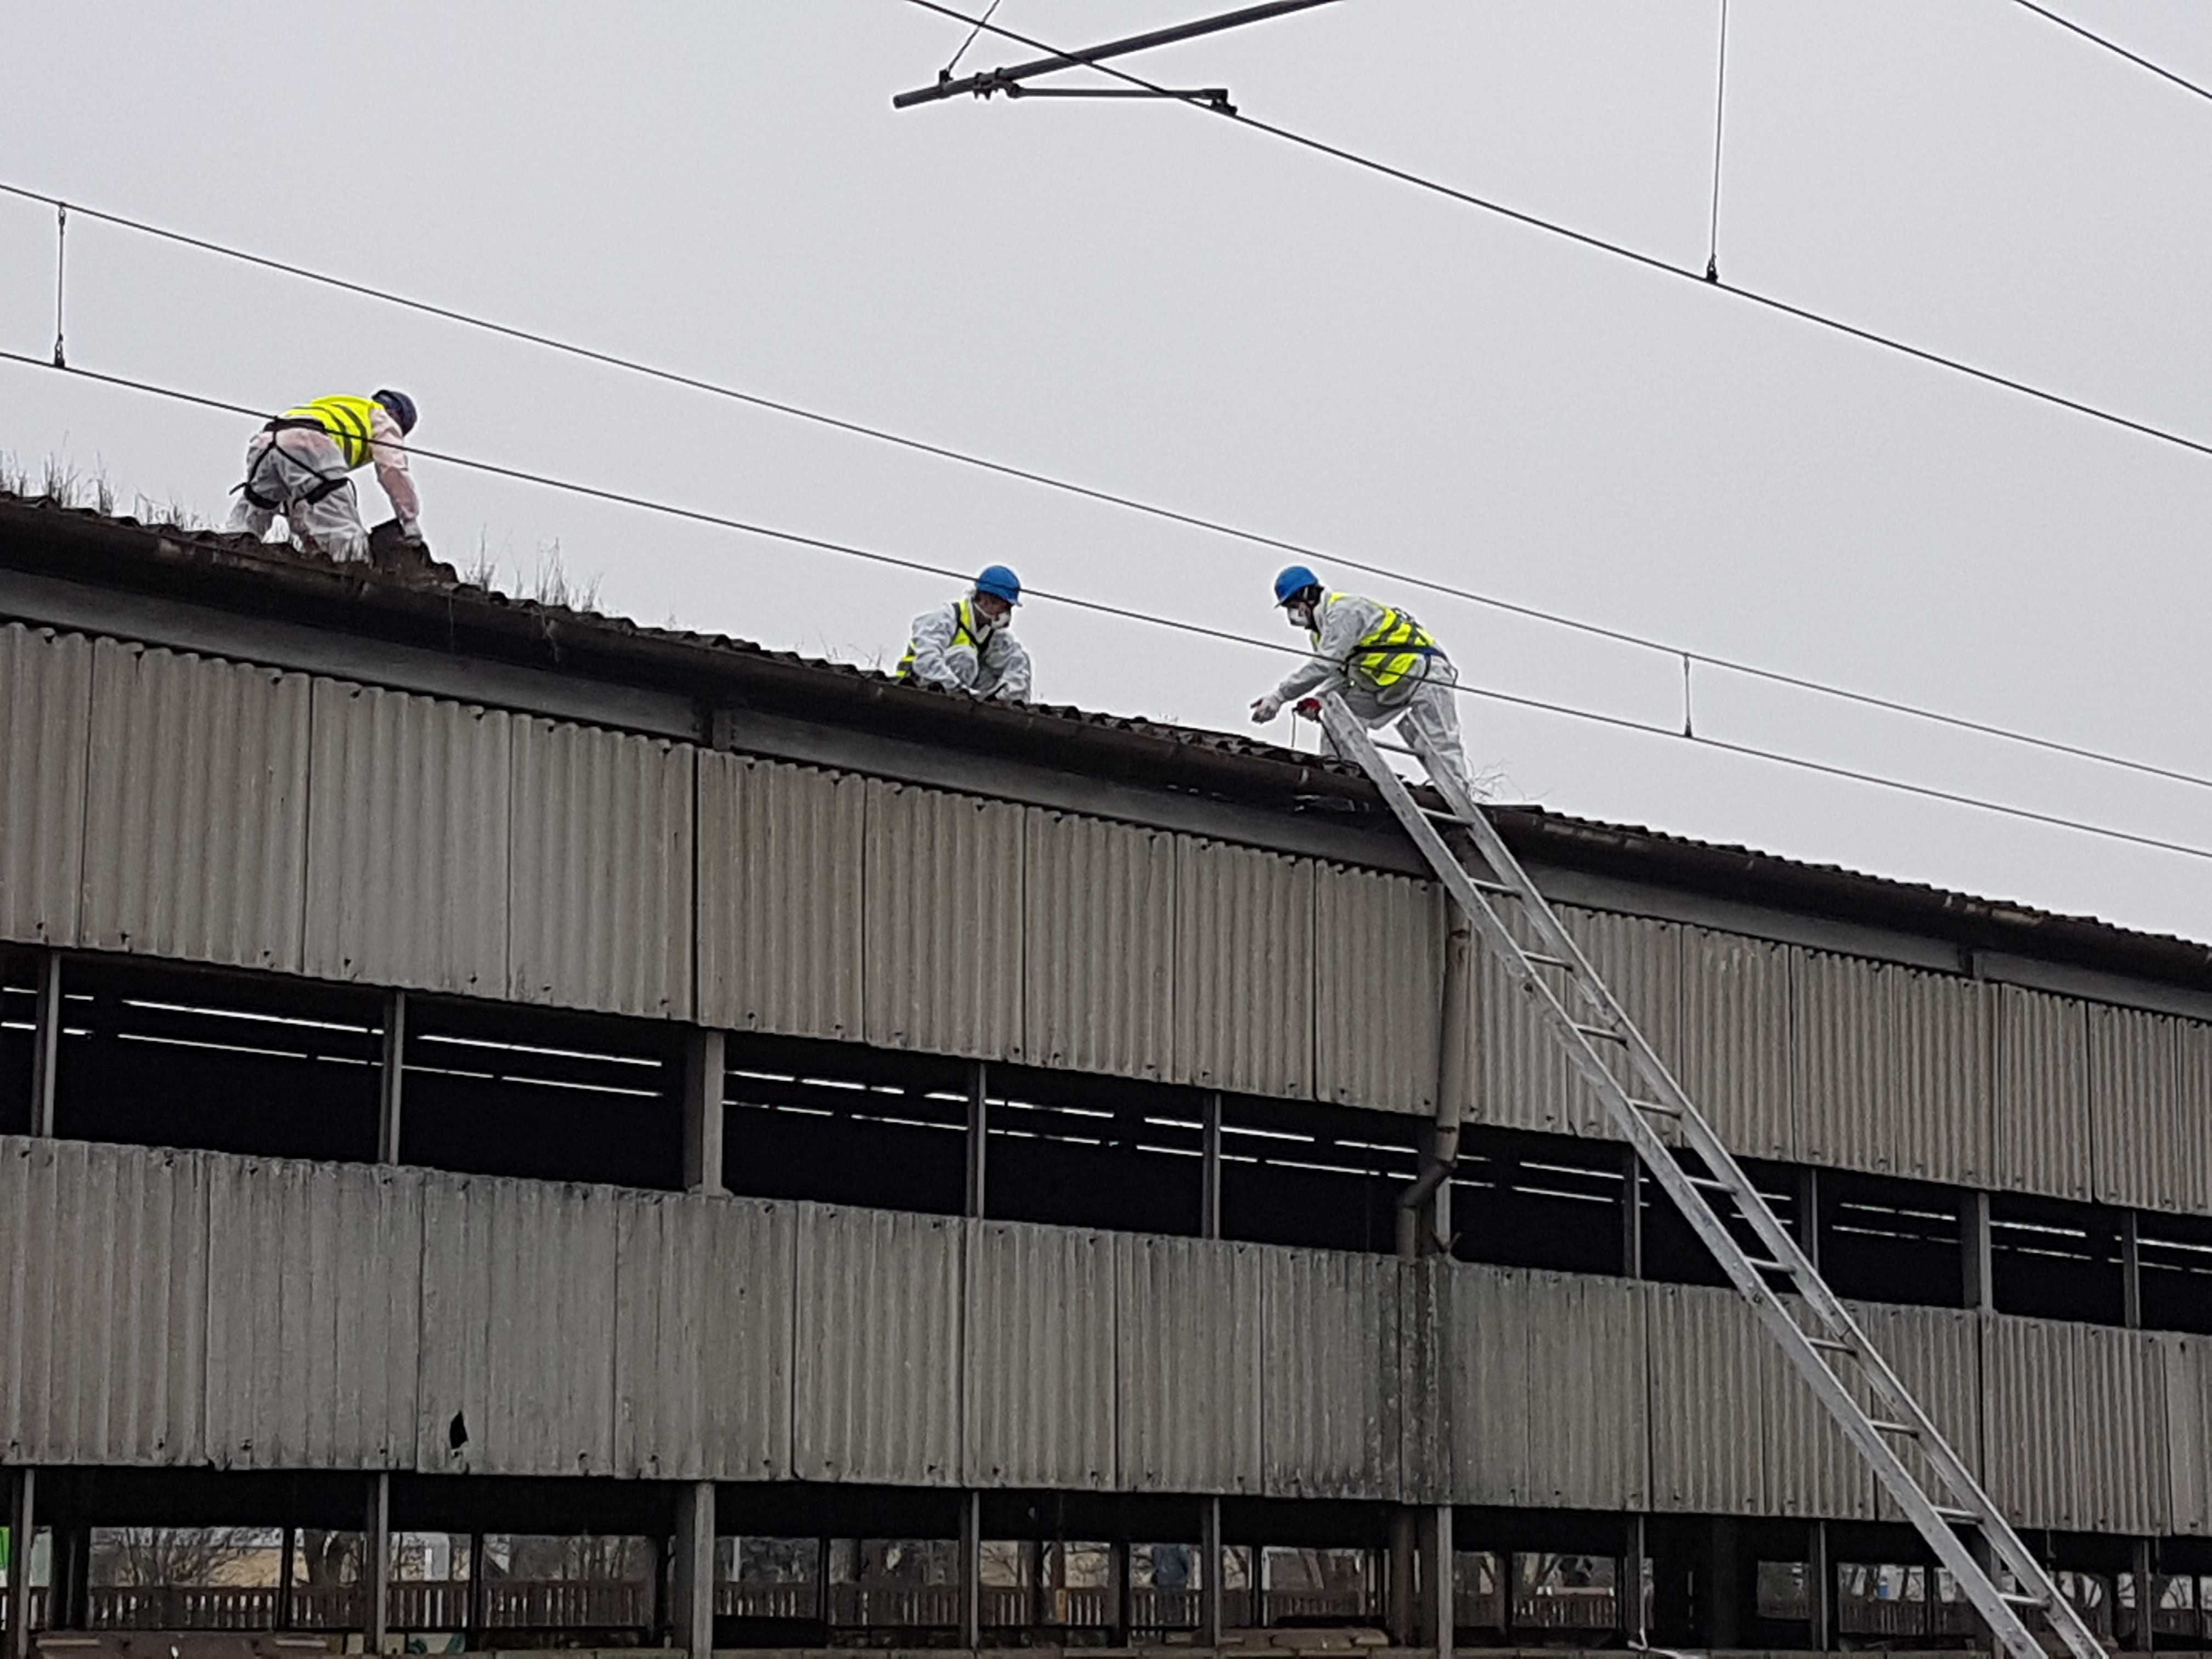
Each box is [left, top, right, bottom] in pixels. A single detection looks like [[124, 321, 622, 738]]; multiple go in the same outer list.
[[1523, 952, 1572, 970], [1743, 1258, 1788, 1273], [1628, 1098, 1681, 1117], [1806, 1336, 1855, 1355], [1469, 877, 1520, 898], [1999, 1591, 2045, 1607], [1420, 805, 1482, 828], [1685, 1174, 1735, 1192], [1574, 1024, 1628, 1043], [1931, 1505, 1980, 1523], [1868, 1419, 1921, 1436]]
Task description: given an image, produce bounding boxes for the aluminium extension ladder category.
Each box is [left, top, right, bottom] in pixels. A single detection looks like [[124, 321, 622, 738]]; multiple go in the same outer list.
[[1316, 692, 2104, 1659]]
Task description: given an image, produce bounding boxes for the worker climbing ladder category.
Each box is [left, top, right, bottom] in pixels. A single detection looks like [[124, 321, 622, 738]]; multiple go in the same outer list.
[[1316, 693, 2104, 1659]]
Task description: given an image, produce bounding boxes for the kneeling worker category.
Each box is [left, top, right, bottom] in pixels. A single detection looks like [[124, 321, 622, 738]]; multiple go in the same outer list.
[[227, 390, 422, 562], [1250, 565, 1478, 806], [899, 566, 1032, 702]]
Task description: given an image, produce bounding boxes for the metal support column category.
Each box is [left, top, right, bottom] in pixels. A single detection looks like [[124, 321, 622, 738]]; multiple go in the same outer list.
[[1112, 1539, 1132, 1646], [682, 1030, 727, 1195], [54, 1526, 87, 1632], [2120, 1214, 2143, 1330], [465, 1531, 486, 1650], [2128, 1539, 2155, 1653], [1798, 1167, 1822, 1269], [1807, 1520, 1832, 1651], [672, 1480, 715, 1659], [958, 1491, 981, 1651], [1706, 1517, 1742, 1649], [5, 1469, 33, 1659], [1388, 1511, 1417, 1645], [376, 990, 406, 1163], [1622, 1150, 1644, 1278], [364, 1473, 392, 1655], [1417, 1505, 1453, 1659], [1623, 1515, 1649, 1646], [1962, 1190, 1995, 1313], [277, 1527, 297, 1630], [1201, 1090, 1223, 1239], [29, 951, 61, 1136], [1199, 1498, 1223, 1646], [966, 1062, 989, 1218]]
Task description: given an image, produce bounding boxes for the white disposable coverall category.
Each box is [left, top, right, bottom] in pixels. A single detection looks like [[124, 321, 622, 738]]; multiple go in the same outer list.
[[224, 404, 420, 562], [903, 600, 1033, 702], [1269, 592, 1477, 806]]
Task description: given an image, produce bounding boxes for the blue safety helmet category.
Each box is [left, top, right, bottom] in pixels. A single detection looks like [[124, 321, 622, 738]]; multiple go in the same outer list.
[[1274, 565, 1322, 607], [975, 565, 1022, 605], [372, 389, 418, 435]]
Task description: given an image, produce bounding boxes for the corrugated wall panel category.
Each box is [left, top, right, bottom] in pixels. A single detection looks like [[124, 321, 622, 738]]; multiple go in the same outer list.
[[507, 718, 693, 1019], [1260, 1247, 1400, 1499], [0, 624, 91, 946], [2163, 1337, 2209, 1535], [305, 681, 510, 995], [1475, 908, 1680, 1141], [1985, 1315, 2081, 1530], [202, 1156, 422, 1470], [1023, 811, 1175, 1079], [1448, 1265, 1528, 1505], [966, 1221, 1116, 1488], [1993, 986, 2092, 1199], [1857, 1302, 1983, 1525], [1174, 838, 1314, 1098], [0, 1137, 208, 1465], [612, 1192, 795, 1481], [2076, 1324, 2170, 1534], [1527, 1271, 1649, 1511], [793, 1206, 961, 1486], [415, 1174, 619, 1477], [1795, 949, 1894, 1172], [1315, 866, 1441, 1114], [2089, 1005, 2188, 1212], [1762, 1298, 1870, 1520], [1891, 968, 1993, 1187], [1679, 927, 1796, 1161], [2176, 1021, 2212, 1216], [697, 754, 864, 1040], [1115, 1234, 1263, 1494], [1646, 1283, 1765, 1514], [80, 640, 309, 972], [863, 781, 1024, 1060]]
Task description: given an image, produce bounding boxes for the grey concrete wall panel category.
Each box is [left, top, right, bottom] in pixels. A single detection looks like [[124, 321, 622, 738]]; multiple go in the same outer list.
[[0, 623, 91, 946], [1760, 1296, 1870, 1520], [1315, 865, 1440, 1114], [415, 1173, 619, 1477], [862, 780, 1024, 1060], [1679, 926, 1796, 1161], [305, 680, 511, 994], [1260, 1246, 1400, 1499], [202, 1156, 422, 1470], [1646, 1283, 1767, 1514], [0, 1137, 207, 1465], [2088, 1004, 2195, 1212], [1855, 1301, 1983, 1525], [1175, 837, 1314, 1098], [964, 1221, 1116, 1489], [1448, 1266, 1530, 1505], [1115, 1234, 1263, 1495], [793, 1206, 962, 1486], [507, 718, 694, 1019], [612, 1192, 795, 1481], [2162, 1337, 2210, 1535], [697, 753, 865, 1040], [1993, 986, 2092, 1199], [1023, 811, 1175, 1079], [80, 640, 310, 972], [1475, 907, 1680, 1140], [1526, 1271, 1649, 1511]]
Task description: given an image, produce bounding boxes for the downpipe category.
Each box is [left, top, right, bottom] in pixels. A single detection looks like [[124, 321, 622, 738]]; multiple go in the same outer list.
[[1397, 905, 1471, 1256]]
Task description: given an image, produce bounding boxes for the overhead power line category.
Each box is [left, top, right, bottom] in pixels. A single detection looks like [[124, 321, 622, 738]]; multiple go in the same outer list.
[[5, 348, 2208, 871], [2010, 0, 2212, 106], [1, 182, 2204, 802]]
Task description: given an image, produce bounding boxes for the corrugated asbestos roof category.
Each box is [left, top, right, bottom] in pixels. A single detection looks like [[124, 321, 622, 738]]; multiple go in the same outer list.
[[2, 489, 2207, 993]]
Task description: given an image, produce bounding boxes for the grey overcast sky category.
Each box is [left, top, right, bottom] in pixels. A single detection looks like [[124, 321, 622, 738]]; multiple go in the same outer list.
[[4, 2, 2209, 942]]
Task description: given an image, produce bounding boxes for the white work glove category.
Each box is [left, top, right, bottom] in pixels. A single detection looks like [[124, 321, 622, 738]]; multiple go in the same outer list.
[[1250, 692, 1284, 723]]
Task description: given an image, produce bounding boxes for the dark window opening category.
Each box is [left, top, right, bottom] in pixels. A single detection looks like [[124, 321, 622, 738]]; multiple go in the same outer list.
[[721, 1034, 968, 1216], [1453, 1129, 1628, 1276], [52, 957, 381, 1162], [1818, 1171, 1964, 1308], [1641, 1154, 1799, 1290], [2140, 1211, 2212, 1336], [0, 947, 35, 1137], [1991, 1192, 2124, 1324], [1220, 1094, 1420, 1254], [400, 999, 680, 1190], [986, 1065, 1201, 1235]]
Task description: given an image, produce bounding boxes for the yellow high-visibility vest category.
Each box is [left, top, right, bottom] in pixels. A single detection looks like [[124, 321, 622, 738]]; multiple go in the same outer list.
[[1314, 592, 1437, 691], [898, 600, 983, 680], [277, 396, 382, 470]]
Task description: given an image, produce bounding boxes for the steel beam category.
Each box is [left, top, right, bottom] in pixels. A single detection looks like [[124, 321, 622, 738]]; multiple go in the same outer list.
[[966, 1062, 989, 1218], [5, 1469, 33, 1659], [1962, 1190, 1995, 1313], [364, 1474, 392, 1655], [2120, 1212, 2142, 1329], [29, 951, 60, 1137], [684, 1029, 728, 1195], [672, 1481, 716, 1659], [958, 1491, 981, 1650], [377, 990, 406, 1164], [1199, 1497, 1223, 1646], [1201, 1091, 1223, 1239]]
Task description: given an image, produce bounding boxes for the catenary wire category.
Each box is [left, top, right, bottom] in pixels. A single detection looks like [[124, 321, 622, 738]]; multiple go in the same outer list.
[[6, 347, 2208, 868], [1706, 0, 1729, 281], [1, 180, 2205, 799], [2010, 0, 2212, 106]]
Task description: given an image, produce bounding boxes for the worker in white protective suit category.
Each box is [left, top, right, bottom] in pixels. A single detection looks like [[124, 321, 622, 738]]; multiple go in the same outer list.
[[226, 390, 422, 562], [898, 565, 1033, 702], [1250, 565, 1479, 806]]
